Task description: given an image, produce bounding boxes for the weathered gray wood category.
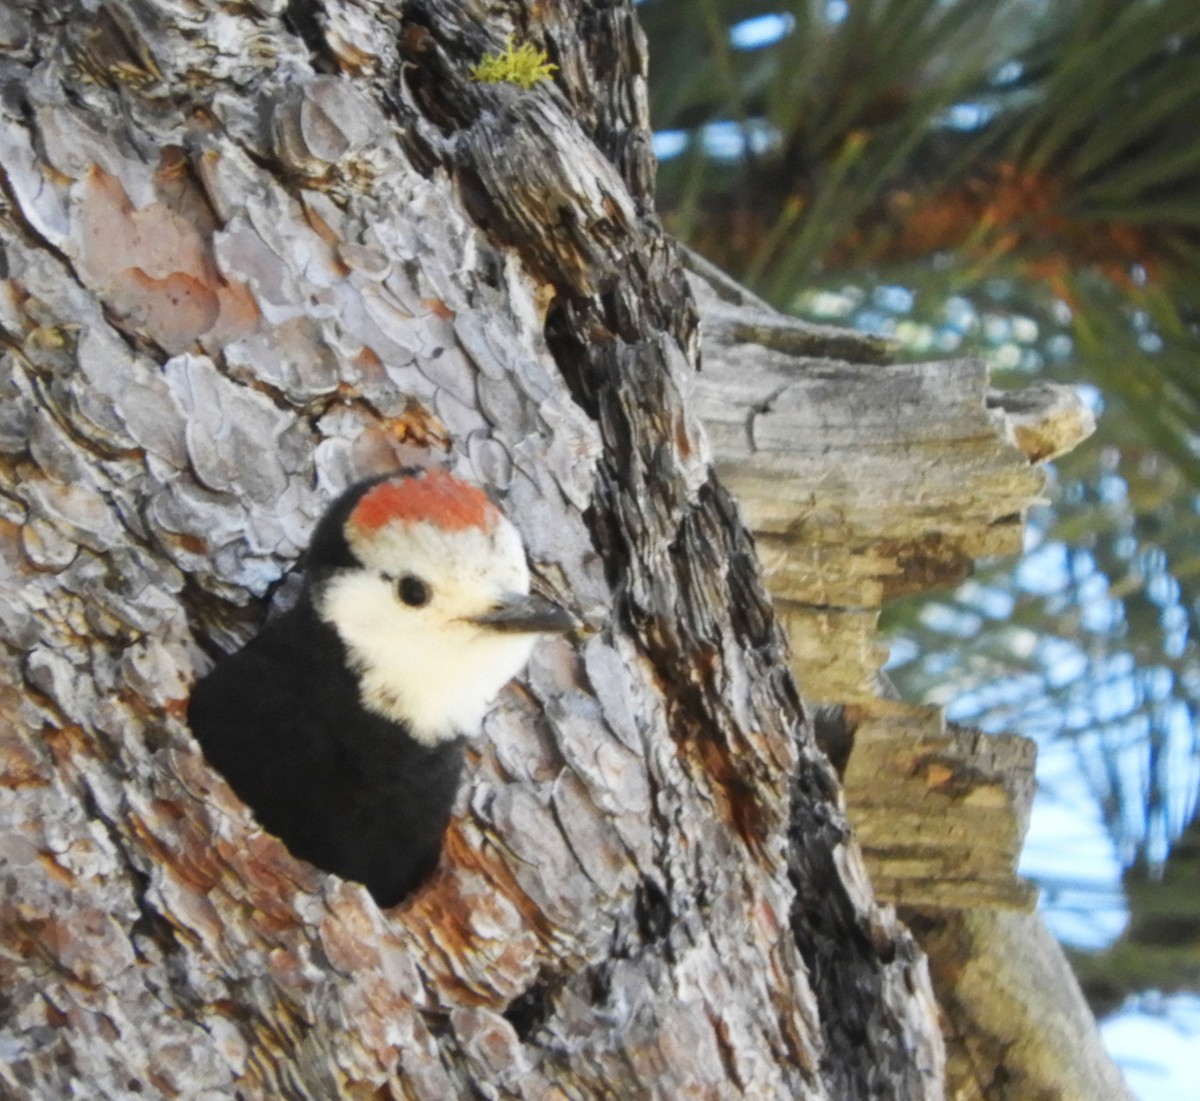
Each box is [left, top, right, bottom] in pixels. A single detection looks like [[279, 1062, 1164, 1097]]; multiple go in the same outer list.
[[688, 263, 1129, 1099], [842, 703, 1038, 912], [691, 267, 1093, 610], [0, 2, 946, 1099], [918, 910, 1138, 1101]]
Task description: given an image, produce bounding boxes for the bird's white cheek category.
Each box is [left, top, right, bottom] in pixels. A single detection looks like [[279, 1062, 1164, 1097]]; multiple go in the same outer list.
[[360, 625, 538, 745], [317, 574, 539, 745]]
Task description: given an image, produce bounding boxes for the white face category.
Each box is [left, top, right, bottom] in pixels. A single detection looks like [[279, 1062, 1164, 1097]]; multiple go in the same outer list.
[[315, 515, 539, 745]]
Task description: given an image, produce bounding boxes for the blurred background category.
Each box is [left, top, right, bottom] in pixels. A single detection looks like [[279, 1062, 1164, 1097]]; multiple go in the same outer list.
[[639, 1, 1200, 1096]]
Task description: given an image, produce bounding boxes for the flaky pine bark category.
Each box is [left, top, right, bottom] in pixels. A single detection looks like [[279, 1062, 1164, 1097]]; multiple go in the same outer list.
[[0, 1, 942, 1098]]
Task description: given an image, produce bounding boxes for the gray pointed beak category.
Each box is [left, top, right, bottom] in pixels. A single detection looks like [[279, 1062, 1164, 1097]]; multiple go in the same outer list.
[[468, 591, 578, 634]]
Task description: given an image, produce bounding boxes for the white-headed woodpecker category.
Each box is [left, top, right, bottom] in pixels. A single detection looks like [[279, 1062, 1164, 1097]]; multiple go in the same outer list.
[[188, 468, 575, 907]]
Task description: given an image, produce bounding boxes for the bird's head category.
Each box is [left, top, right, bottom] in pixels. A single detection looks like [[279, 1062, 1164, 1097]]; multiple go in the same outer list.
[[307, 468, 575, 744]]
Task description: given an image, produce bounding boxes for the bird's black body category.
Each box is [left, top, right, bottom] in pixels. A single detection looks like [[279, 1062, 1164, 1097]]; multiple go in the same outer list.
[[188, 597, 463, 907]]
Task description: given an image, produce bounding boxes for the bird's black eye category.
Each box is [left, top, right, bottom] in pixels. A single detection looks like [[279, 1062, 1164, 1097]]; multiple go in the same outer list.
[[397, 575, 431, 607]]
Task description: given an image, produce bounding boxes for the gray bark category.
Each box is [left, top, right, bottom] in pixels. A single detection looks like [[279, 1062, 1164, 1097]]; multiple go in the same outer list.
[[0, 2, 946, 1099]]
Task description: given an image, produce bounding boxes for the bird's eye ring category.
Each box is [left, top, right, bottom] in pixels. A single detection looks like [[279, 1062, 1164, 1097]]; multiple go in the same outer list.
[[397, 575, 431, 607]]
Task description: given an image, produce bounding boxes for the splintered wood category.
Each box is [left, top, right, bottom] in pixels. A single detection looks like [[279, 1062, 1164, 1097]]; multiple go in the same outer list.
[[689, 261, 1133, 1101], [689, 260, 1091, 913]]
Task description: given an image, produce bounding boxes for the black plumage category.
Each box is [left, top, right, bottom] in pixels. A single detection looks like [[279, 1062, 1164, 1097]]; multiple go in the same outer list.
[[188, 597, 464, 907]]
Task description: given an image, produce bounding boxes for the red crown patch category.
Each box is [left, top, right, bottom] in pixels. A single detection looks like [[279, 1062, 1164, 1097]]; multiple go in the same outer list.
[[349, 470, 498, 534]]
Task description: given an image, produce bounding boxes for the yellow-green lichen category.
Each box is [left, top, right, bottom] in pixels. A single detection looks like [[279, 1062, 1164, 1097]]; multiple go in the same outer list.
[[471, 37, 558, 90]]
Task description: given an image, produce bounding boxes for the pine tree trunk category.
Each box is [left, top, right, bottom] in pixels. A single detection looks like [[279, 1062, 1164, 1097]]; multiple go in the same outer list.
[[0, 2, 1107, 1100]]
